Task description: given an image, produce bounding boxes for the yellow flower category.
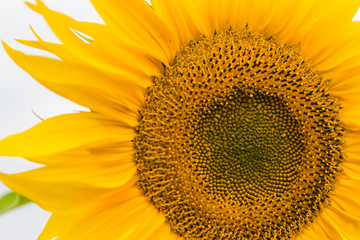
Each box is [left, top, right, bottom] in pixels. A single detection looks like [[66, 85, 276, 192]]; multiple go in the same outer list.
[[1, 0, 360, 239]]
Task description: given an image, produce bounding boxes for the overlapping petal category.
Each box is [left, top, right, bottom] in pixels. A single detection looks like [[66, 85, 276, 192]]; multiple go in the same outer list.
[[90, 0, 180, 65], [0, 169, 136, 214], [57, 194, 165, 240], [0, 112, 135, 158]]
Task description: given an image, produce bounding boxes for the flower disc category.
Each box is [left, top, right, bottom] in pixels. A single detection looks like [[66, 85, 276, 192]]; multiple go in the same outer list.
[[135, 30, 342, 239]]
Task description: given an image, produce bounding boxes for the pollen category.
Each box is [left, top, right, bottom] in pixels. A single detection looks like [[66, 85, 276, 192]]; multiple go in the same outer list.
[[134, 29, 343, 239]]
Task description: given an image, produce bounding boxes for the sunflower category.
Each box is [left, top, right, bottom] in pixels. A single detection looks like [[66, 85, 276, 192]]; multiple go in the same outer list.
[[1, 0, 360, 239]]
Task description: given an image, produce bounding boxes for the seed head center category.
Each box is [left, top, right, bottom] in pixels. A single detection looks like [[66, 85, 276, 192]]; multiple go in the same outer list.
[[134, 29, 343, 239]]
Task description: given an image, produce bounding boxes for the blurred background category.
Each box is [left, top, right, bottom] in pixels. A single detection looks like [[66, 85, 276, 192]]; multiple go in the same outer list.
[[0, 0, 99, 239], [0, 0, 359, 239]]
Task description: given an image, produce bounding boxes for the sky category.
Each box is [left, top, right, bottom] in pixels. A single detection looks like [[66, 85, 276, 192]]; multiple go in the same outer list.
[[0, 1, 360, 240]]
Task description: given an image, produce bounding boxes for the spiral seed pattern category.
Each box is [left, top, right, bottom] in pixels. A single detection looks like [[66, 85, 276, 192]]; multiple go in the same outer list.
[[134, 29, 343, 240]]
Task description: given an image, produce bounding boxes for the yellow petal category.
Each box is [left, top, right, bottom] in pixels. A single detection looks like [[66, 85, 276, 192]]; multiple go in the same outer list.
[[343, 161, 360, 180], [148, 223, 181, 240], [340, 103, 360, 131], [328, 64, 360, 99], [0, 112, 135, 158], [179, 0, 245, 34], [31, 142, 135, 165], [332, 178, 360, 221], [58, 195, 165, 240], [89, 0, 179, 65], [311, 28, 360, 73], [7, 161, 137, 188], [344, 131, 360, 158], [315, 212, 343, 239], [0, 170, 135, 214], [298, 216, 329, 240], [38, 214, 75, 240], [343, 132, 360, 180], [262, 0, 324, 44], [300, 1, 359, 60], [26, 0, 163, 76], [36, 185, 143, 239], [3, 42, 145, 120], [15, 37, 156, 87], [151, 0, 200, 45], [321, 206, 360, 240], [179, 0, 215, 36]]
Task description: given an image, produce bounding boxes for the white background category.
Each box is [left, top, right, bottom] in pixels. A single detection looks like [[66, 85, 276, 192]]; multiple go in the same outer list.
[[0, 1, 359, 240]]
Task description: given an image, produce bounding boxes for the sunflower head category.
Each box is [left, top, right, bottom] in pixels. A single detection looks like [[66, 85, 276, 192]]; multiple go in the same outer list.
[[1, 0, 360, 239]]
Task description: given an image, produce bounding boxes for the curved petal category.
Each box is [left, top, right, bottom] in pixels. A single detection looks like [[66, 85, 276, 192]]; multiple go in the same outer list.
[[0, 112, 135, 158], [26, 0, 164, 76], [298, 217, 329, 240], [179, 0, 216, 36], [58, 195, 165, 240], [340, 103, 360, 131], [89, 0, 179, 65], [163, 0, 246, 36], [151, 0, 200, 45], [38, 214, 74, 240], [6, 161, 137, 189], [321, 206, 360, 240], [343, 161, 360, 180], [315, 212, 344, 240], [148, 223, 181, 240], [343, 131, 360, 180], [37, 186, 143, 239], [3, 42, 146, 120], [30, 142, 135, 165], [332, 178, 360, 221], [0, 169, 136, 214], [300, 2, 360, 59]]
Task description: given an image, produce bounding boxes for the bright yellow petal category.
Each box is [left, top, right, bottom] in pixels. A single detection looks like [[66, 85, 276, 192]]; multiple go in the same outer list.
[[327, 59, 360, 99], [0, 162, 137, 214], [343, 131, 360, 180], [58, 195, 165, 240], [8, 162, 137, 189], [36, 186, 143, 239], [0, 112, 135, 158], [3, 42, 146, 119], [151, 0, 200, 45], [321, 206, 360, 240], [178, 0, 215, 36], [0, 170, 135, 214], [26, 0, 163, 76], [260, 0, 323, 44], [343, 132, 360, 180], [332, 178, 360, 221], [314, 213, 343, 239], [30, 142, 135, 165], [340, 103, 360, 131], [343, 161, 360, 180], [38, 214, 75, 240], [298, 217, 329, 240], [156, 0, 241, 36], [89, 0, 179, 65], [148, 223, 181, 240], [299, 1, 359, 59]]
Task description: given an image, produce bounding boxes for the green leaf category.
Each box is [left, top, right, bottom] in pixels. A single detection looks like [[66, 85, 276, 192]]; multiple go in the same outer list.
[[0, 192, 31, 215]]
